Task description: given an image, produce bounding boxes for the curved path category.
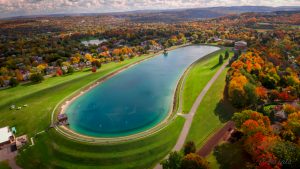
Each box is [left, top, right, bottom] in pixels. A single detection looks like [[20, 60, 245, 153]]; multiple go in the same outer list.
[[154, 60, 229, 169]]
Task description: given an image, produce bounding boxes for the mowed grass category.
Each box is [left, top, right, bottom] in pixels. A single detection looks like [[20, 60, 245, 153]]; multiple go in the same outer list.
[[0, 54, 155, 136], [17, 117, 185, 169], [0, 161, 11, 169], [186, 67, 236, 148], [182, 49, 233, 113]]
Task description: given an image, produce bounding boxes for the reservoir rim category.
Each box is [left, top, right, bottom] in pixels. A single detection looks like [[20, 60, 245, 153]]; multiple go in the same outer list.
[[51, 44, 221, 144]]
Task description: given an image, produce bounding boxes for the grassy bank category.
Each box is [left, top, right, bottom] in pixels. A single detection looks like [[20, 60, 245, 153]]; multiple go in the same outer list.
[[182, 49, 233, 113], [186, 67, 236, 148], [17, 117, 185, 169]]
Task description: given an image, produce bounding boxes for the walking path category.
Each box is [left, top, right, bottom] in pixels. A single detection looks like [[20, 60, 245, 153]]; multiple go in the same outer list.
[[197, 121, 235, 157], [154, 60, 229, 169], [0, 146, 22, 169]]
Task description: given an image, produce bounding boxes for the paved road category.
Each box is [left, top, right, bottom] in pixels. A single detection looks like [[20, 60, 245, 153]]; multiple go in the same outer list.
[[154, 60, 229, 169], [197, 121, 235, 157], [0, 146, 22, 169]]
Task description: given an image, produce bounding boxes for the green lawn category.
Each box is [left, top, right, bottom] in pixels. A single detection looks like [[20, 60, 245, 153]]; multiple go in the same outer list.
[[0, 161, 11, 169], [186, 67, 236, 148], [182, 49, 233, 113], [17, 117, 185, 169]]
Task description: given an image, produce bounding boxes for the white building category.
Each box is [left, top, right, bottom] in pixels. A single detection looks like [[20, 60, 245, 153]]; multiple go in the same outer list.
[[0, 126, 14, 146]]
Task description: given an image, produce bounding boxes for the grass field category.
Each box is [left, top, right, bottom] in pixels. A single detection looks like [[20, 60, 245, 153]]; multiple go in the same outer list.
[[0, 161, 11, 169], [186, 67, 236, 148], [182, 49, 233, 113], [17, 117, 185, 169]]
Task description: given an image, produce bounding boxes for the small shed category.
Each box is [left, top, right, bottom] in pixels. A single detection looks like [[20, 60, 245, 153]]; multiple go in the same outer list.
[[16, 135, 28, 149], [0, 126, 14, 147], [58, 114, 68, 122]]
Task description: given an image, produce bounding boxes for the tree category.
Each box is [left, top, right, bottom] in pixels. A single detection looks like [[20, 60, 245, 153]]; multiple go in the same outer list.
[[181, 153, 210, 169], [244, 83, 258, 106], [272, 141, 300, 169], [228, 74, 248, 107], [219, 54, 224, 64], [30, 73, 44, 83], [161, 151, 183, 169], [232, 110, 270, 128], [184, 141, 196, 155], [92, 60, 101, 68], [56, 68, 63, 76], [91, 67, 97, 73], [9, 78, 19, 87], [224, 51, 229, 59], [284, 112, 300, 137], [255, 86, 268, 100]]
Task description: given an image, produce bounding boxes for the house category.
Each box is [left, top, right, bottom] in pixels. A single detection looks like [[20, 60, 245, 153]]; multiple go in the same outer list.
[[0, 126, 14, 147], [275, 109, 288, 122], [234, 41, 247, 51]]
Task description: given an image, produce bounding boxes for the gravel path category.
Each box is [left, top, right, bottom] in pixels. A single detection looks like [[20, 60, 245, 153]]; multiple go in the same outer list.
[[154, 60, 229, 169]]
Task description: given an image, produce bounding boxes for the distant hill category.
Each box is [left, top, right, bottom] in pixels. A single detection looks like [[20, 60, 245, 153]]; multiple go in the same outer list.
[[2, 6, 300, 22], [119, 6, 300, 23]]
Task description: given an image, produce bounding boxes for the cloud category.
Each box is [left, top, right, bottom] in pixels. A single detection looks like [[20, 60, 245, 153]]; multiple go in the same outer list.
[[0, 0, 300, 18]]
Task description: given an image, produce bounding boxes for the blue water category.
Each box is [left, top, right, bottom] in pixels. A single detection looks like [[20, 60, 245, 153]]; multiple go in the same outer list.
[[66, 45, 219, 137]]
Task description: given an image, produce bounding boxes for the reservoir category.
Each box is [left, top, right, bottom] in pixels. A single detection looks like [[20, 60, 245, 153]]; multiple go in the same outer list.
[[65, 45, 219, 137]]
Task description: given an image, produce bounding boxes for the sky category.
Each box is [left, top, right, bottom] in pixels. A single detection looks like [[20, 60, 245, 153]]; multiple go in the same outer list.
[[0, 0, 300, 18]]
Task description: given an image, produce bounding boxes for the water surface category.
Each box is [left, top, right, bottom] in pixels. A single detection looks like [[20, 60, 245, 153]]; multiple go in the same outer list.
[[66, 45, 219, 137]]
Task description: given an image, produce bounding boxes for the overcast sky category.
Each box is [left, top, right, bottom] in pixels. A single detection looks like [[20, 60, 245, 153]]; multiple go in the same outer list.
[[0, 0, 300, 18]]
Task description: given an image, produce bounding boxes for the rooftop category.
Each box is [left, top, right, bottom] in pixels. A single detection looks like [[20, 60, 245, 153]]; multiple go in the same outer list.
[[0, 126, 13, 143]]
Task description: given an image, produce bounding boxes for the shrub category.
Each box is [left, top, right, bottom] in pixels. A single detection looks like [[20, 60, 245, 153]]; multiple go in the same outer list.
[[67, 66, 74, 74], [9, 78, 19, 87], [219, 54, 224, 64], [184, 141, 196, 155], [181, 153, 210, 169], [30, 73, 44, 83]]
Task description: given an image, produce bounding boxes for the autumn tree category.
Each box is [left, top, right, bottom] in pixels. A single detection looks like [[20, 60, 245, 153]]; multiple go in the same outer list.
[[15, 69, 24, 81], [228, 74, 248, 107], [161, 151, 183, 169], [180, 153, 210, 169], [283, 112, 300, 137]]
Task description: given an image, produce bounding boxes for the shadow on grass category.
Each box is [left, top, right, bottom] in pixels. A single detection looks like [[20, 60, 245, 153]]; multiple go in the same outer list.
[[21, 82, 39, 87], [214, 85, 236, 122], [210, 63, 221, 70], [213, 142, 252, 169]]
